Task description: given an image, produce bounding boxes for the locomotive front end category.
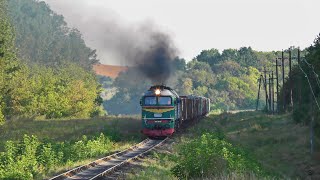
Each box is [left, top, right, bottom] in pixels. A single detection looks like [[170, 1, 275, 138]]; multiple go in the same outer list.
[[140, 85, 178, 137]]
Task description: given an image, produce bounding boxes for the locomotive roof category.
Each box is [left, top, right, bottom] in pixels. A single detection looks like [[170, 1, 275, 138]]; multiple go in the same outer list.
[[144, 89, 178, 97], [144, 85, 179, 97]]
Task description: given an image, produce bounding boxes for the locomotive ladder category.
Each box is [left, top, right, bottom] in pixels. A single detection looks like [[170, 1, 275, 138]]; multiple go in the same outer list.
[[49, 138, 167, 180]]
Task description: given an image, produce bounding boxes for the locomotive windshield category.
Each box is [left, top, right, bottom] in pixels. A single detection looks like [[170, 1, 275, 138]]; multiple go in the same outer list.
[[144, 96, 156, 105], [143, 96, 172, 105], [158, 97, 172, 105]]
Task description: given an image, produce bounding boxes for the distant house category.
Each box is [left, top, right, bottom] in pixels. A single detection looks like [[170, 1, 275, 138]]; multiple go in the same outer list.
[[93, 64, 128, 78]]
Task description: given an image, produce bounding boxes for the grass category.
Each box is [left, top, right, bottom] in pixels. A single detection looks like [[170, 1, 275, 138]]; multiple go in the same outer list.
[[126, 111, 320, 179], [0, 115, 144, 179], [127, 113, 268, 179], [215, 111, 320, 179], [0, 115, 143, 151], [127, 151, 177, 180]]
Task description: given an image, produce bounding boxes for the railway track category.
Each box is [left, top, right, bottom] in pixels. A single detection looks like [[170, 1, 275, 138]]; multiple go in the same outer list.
[[50, 138, 167, 180]]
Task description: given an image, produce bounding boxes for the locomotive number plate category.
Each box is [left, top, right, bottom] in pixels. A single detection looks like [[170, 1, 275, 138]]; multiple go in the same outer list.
[[154, 113, 162, 117]]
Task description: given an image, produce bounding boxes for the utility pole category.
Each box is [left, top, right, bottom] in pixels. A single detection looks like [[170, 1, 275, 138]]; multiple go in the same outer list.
[[282, 51, 286, 111], [269, 73, 272, 113], [256, 76, 262, 110], [275, 59, 280, 113], [298, 48, 302, 106], [272, 71, 275, 114], [289, 49, 293, 111], [263, 67, 268, 111]]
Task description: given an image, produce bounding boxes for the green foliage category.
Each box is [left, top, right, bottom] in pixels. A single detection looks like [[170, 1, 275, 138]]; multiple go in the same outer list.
[[171, 133, 263, 179], [0, 0, 102, 121], [7, 0, 98, 69], [0, 0, 20, 122], [196, 47, 276, 69], [0, 134, 113, 179], [176, 60, 260, 110], [4, 63, 101, 119], [196, 48, 221, 67], [281, 34, 320, 137], [184, 48, 278, 111], [0, 105, 4, 125]]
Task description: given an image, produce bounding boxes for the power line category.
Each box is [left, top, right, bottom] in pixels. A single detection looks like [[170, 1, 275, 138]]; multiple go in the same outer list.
[[302, 58, 320, 89], [298, 62, 320, 111]]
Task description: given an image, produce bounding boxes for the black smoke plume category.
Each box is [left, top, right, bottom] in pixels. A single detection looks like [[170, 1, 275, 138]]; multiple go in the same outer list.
[[44, 0, 178, 84], [134, 32, 177, 84]]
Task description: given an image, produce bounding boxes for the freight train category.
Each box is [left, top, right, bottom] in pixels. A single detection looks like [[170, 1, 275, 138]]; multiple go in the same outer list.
[[140, 85, 210, 137]]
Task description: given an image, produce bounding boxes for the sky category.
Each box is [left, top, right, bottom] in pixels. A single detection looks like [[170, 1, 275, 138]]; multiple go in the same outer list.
[[44, 0, 320, 65]]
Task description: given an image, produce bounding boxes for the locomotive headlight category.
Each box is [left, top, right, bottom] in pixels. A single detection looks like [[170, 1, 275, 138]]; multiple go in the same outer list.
[[155, 89, 161, 95]]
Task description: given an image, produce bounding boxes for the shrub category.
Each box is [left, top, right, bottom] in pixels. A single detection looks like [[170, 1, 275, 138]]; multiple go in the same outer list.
[[171, 133, 263, 179]]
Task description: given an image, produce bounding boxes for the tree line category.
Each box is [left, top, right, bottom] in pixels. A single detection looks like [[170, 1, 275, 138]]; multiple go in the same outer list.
[[104, 47, 283, 114], [0, 0, 102, 124]]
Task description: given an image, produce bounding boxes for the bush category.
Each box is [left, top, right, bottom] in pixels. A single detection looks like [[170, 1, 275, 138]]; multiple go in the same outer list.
[[171, 133, 263, 179]]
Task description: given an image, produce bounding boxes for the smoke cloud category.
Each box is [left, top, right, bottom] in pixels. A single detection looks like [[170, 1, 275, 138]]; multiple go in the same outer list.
[[44, 0, 178, 84]]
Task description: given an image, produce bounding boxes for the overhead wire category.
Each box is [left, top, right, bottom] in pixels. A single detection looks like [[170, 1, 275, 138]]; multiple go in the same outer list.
[[302, 58, 320, 89], [298, 61, 320, 111]]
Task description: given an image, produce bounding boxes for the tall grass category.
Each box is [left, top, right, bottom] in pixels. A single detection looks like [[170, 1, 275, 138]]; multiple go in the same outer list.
[[0, 116, 143, 179], [171, 132, 265, 179], [0, 134, 113, 179]]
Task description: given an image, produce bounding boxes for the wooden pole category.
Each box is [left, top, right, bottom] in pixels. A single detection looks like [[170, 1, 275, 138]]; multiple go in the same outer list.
[[289, 49, 293, 110], [298, 49, 302, 106], [272, 71, 275, 114], [269, 73, 272, 112], [276, 59, 279, 113], [282, 51, 286, 111], [256, 76, 262, 110], [264, 67, 268, 111]]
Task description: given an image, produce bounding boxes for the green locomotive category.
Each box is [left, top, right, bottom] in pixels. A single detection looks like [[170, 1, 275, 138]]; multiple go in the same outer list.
[[140, 85, 210, 137]]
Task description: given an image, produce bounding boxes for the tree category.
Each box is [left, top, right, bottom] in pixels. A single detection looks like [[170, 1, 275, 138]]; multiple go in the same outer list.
[[212, 60, 243, 77], [196, 48, 221, 67], [7, 0, 99, 69], [281, 33, 320, 135], [180, 78, 193, 95], [172, 57, 186, 71], [220, 49, 238, 61], [104, 68, 151, 115], [238, 47, 258, 67], [0, 0, 103, 121], [0, 0, 20, 122]]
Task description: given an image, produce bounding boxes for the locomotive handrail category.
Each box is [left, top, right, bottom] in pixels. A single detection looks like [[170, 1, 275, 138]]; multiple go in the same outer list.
[[142, 106, 175, 108]]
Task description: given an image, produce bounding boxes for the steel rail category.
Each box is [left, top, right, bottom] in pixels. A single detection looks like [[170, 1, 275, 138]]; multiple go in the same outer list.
[[49, 138, 167, 180], [89, 137, 167, 179]]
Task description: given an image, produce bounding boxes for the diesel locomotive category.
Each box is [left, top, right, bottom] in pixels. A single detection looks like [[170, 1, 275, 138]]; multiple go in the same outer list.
[[140, 85, 210, 137]]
